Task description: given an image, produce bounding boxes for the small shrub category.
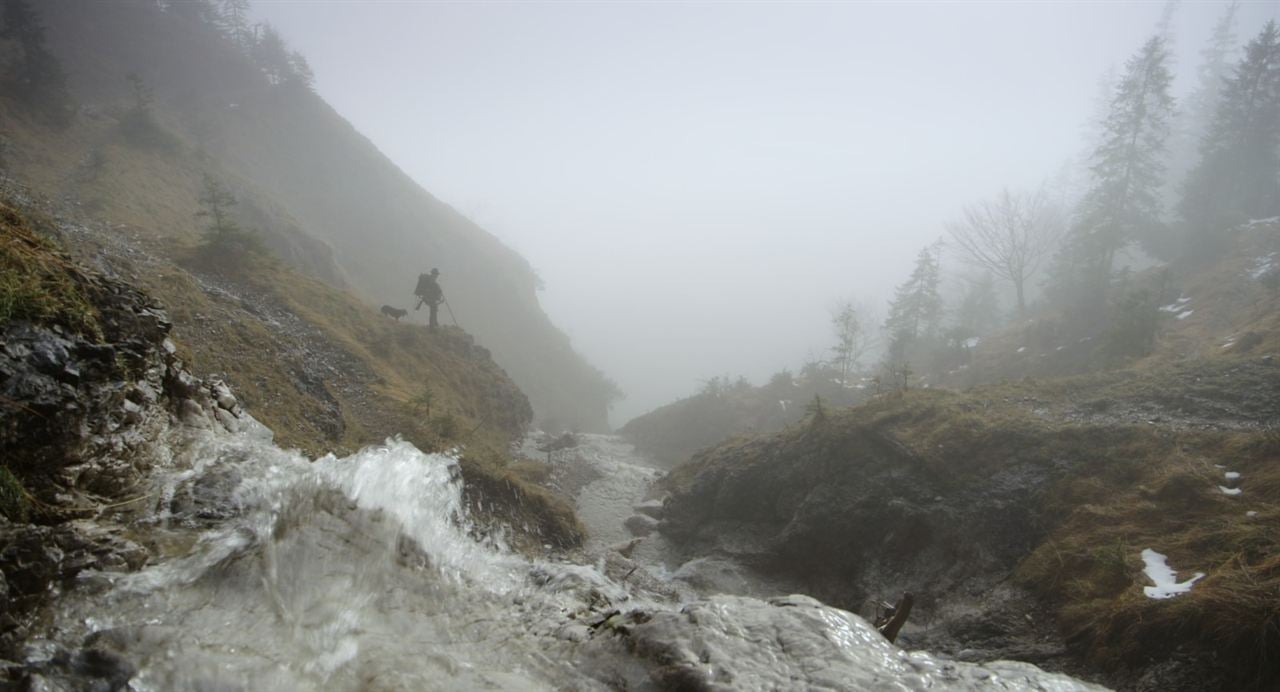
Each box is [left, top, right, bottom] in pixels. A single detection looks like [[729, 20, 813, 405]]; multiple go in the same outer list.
[[431, 412, 459, 440], [0, 465, 30, 522]]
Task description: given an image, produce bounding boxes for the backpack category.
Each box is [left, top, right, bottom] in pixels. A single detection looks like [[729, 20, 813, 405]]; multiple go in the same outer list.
[[415, 273, 442, 301]]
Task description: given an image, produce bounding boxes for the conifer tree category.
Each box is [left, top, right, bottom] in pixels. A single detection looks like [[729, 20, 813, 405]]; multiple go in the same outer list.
[[252, 23, 292, 85], [883, 245, 943, 365], [955, 273, 1001, 337], [287, 51, 315, 90], [197, 175, 240, 241], [1179, 21, 1280, 249], [196, 175, 258, 257], [1054, 36, 1175, 309], [219, 0, 252, 50], [0, 0, 71, 121], [1185, 2, 1239, 146], [169, 0, 219, 26]]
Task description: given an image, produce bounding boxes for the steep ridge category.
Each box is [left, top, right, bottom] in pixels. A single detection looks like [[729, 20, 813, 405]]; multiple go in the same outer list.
[[4, 0, 617, 432], [0, 179, 582, 547]]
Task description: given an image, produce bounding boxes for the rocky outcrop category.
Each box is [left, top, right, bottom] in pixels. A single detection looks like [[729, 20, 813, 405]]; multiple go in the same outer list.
[[0, 205, 246, 659], [659, 411, 1067, 609], [577, 594, 1104, 691], [658, 379, 1280, 690]]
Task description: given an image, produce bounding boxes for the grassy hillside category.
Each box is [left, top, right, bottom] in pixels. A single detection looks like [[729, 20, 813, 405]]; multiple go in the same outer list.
[[621, 371, 869, 467], [660, 221, 1280, 689], [3, 0, 617, 432], [0, 173, 583, 551], [938, 219, 1280, 388]]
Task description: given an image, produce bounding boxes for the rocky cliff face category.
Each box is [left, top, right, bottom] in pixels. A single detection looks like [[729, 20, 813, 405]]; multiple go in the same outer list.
[[0, 201, 252, 656], [0, 198, 580, 664]]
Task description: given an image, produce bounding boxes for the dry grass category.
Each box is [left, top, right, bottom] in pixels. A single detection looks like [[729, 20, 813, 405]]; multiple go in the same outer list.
[[1017, 427, 1280, 688], [668, 374, 1280, 687], [0, 203, 100, 337]]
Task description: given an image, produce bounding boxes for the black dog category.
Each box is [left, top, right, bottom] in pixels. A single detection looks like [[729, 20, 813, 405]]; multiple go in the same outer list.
[[380, 305, 408, 321]]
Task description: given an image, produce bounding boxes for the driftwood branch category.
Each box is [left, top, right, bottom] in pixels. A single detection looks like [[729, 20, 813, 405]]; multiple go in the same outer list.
[[874, 591, 915, 643]]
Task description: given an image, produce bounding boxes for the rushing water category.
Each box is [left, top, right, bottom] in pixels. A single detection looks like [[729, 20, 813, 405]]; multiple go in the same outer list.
[[25, 422, 1108, 690]]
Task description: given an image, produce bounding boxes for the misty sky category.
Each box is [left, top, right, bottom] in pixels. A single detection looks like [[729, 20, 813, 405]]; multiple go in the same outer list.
[[253, 0, 1276, 426]]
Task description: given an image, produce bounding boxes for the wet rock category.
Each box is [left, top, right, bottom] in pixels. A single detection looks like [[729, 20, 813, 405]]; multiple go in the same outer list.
[[125, 382, 157, 406], [169, 468, 243, 523], [212, 381, 237, 410], [623, 514, 659, 537], [632, 499, 665, 520], [28, 334, 71, 376], [0, 525, 146, 628], [70, 647, 136, 690], [594, 595, 1105, 691], [213, 407, 240, 433], [120, 400, 143, 425], [168, 369, 201, 399], [671, 556, 759, 596], [178, 399, 209, 428]]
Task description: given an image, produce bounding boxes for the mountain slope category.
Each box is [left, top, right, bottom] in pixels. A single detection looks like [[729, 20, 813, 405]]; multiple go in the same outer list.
[[13, 0, 617, 431], [658, 221, 1280, 690]]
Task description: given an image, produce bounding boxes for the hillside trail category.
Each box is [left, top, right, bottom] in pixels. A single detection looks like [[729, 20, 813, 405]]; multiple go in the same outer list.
[[24, 423, 1105, 690]]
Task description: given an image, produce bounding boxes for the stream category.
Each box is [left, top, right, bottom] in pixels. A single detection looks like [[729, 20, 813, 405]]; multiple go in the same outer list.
[[21, 422, 1107, 690]]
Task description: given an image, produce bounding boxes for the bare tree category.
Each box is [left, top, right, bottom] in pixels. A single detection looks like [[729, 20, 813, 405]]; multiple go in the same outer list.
[[830, 299, 877, 385], [946, 186, 1063, 319]]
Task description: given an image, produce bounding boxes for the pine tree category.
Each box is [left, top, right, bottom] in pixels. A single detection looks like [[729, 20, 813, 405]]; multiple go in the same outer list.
[[196, 175, 258, 257], [218, 0, 252, 50], [1185, 2, 1239, 148], [251, 23, 292, 85], [169, 0, 219, 26], [883, 245, 943, 365], [1054, 36, 1175, 309], [1179, 21, 1280, 250], [0, 0, 71, 121], [287, 51, 315, 90], [955, 273, 1001, 337], [197, 175, 240, 240]]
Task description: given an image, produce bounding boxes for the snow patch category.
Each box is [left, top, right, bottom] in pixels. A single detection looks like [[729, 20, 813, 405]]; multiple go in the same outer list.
[[1224, 471, 1241, 481], [1016, 346, 1027, 353], [1219, 486, 1242, 496], [1176, 310, 1194, 320], [1250, 252, 1276, 280], [963, 336, 981, 349], [1160, 296, 1192, 313], [1141, 549, 1204, 599], [1246, 511, 1258, 518]]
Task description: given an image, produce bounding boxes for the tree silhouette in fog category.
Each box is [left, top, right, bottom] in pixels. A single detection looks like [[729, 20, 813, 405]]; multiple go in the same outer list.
[[1053, 35, 1174, 312], [1180, 21, 1280, 253], [946, 187, 1062, 319]]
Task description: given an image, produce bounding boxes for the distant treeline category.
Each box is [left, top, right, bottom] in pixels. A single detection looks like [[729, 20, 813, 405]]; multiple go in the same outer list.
[[836, 10, 1279, 387], [0, 0, 313, 124]]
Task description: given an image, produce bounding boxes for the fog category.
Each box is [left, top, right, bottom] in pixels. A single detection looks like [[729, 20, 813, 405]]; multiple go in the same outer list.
[[253, 0, 1275, 426]]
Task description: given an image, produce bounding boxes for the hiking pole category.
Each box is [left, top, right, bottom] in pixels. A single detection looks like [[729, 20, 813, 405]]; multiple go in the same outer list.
[[442, 296, 459, 327]]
